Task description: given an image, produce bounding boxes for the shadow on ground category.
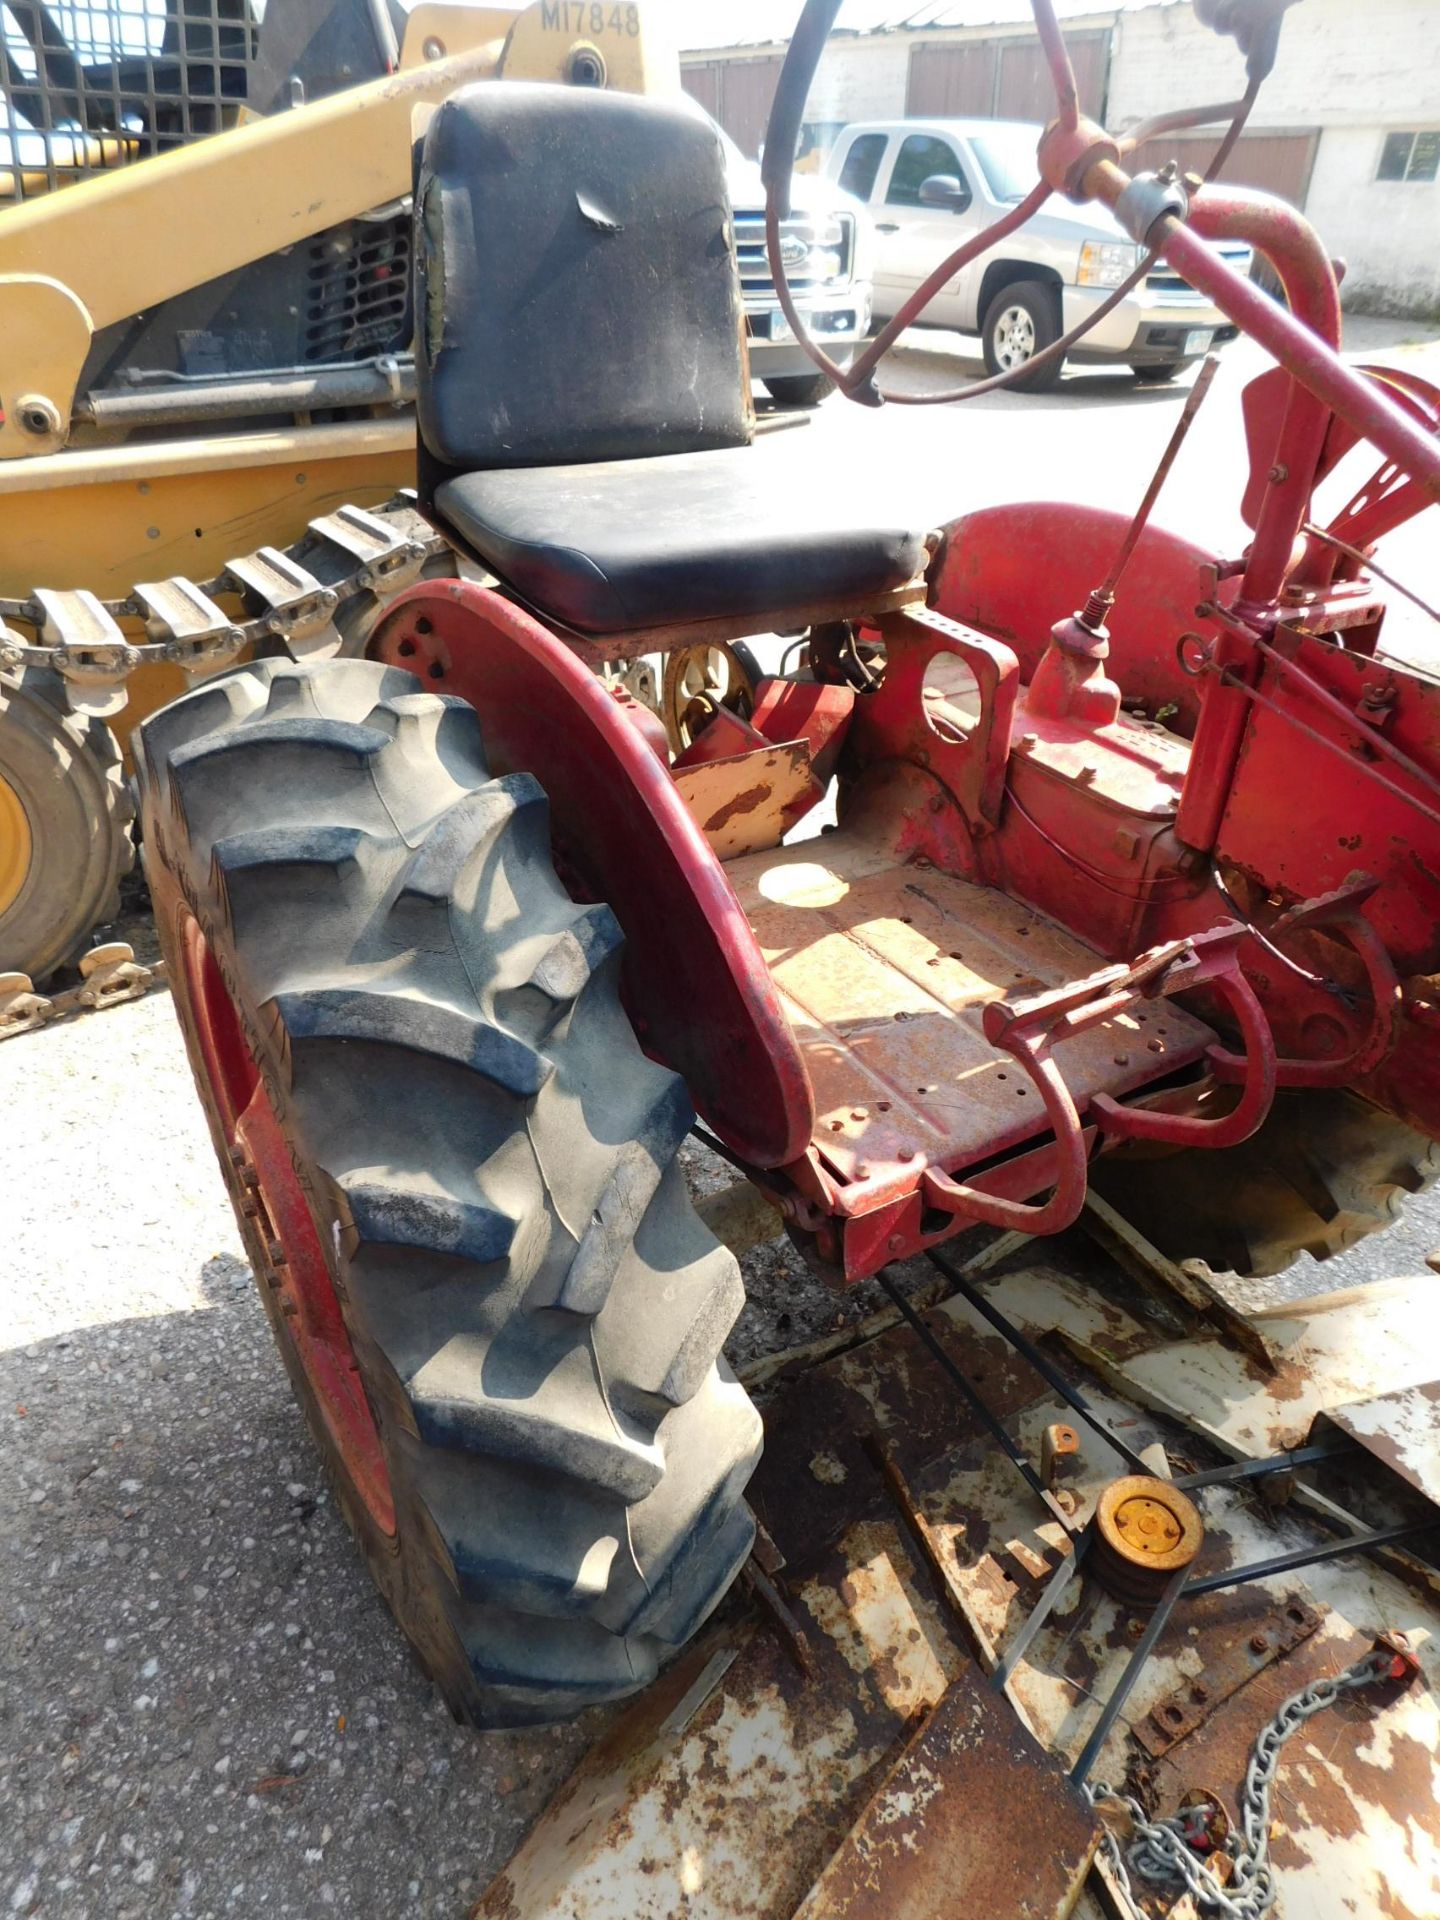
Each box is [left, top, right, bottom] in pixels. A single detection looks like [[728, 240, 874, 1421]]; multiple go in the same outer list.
[[0, 1264, 589, 1920]]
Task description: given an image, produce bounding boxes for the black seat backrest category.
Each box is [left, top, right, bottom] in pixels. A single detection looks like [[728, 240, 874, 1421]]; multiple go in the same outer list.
[[415, 83, 753, 473]]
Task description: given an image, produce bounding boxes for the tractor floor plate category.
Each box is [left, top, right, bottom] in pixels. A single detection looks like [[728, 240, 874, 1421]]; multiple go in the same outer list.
[[724, 831, 1213, 1183], [477, 1265, 1440, 1920]]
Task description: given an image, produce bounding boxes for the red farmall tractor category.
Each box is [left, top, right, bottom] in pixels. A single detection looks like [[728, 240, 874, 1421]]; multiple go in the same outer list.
[[135, 0, 1440, 1724]]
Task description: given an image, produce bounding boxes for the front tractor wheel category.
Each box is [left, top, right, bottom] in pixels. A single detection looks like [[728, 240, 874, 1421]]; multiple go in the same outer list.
[[136, 657, 761, 1726]]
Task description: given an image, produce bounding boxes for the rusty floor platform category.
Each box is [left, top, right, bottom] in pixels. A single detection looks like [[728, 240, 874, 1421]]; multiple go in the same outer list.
[[723, 831, 1213, 1184], [478, 1262, 1440, 1920]]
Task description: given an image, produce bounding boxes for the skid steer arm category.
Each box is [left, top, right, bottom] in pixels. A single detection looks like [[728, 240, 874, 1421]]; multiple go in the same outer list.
[[0, 2, 673, 459]]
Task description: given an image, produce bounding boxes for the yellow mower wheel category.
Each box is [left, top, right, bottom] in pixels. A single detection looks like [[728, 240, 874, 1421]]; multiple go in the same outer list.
[[0, 668, 135, 981], [0, 768, 32, 920]]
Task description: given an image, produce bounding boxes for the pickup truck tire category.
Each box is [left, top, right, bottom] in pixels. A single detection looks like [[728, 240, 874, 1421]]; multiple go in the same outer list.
[[137, 656, 763, 1727], [981, 281, 1064, 393], [762, 373, 832, 408], [1131, 362, 1184, 383]]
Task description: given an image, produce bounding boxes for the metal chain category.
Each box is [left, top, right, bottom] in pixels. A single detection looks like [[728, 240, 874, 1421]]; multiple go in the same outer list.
[[0, 496, 450, 693], [1087, 1647, 1396, 1919]]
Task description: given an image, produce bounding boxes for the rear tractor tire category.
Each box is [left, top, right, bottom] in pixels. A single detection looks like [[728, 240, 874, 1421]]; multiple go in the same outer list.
[[1090, 1088, 1440, 1280], [0, 667, 134, 980], [136, 656, 762, 1726]]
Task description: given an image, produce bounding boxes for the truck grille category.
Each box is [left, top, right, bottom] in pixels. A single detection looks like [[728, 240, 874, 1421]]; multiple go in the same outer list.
[[1146, 244, 1254, 300], [732, 209, 853, 299]]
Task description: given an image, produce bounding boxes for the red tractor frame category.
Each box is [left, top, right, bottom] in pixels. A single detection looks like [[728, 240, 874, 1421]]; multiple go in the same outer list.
[[363, 24, 1440, 1282], [135, 0, 1440, 1728]]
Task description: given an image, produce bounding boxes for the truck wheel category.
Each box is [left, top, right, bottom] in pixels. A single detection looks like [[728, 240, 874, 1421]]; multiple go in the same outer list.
[[0, 667, 134, 981], [1131, 362, 1184, 383], [762, 372, 832, 408], [981, 281, 1064, 393], [1090, 1089, 1440, 1280], [136, 656, 762, 1727]]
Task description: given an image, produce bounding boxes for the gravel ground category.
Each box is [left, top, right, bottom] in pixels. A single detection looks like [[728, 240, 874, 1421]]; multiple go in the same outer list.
[[0, 988, 953, 1920]]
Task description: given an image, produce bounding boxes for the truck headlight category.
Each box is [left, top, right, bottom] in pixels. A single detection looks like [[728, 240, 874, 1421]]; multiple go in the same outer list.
[[1077, 240, 1141, 289]]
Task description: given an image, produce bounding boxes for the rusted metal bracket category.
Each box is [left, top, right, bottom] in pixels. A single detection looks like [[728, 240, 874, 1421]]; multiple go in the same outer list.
[[1373, 1627, 1424, 1685], [1042, 1421, 1081, 1489], [1133, 1592, 1323, 1758], [1081, 1188, 1277, 1375]]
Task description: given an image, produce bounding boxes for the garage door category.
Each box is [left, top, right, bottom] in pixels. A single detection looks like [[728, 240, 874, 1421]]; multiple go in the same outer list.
[[682, 56, 784, 157], [1125, 130, 1319, 207], [907, 31, 1110, 123]]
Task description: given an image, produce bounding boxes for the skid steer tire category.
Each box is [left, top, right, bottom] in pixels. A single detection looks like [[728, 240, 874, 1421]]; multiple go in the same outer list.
[[136, 656, 762, 1727], [0, 668, 134, 980], [1090, 1088, 1440, 1280]]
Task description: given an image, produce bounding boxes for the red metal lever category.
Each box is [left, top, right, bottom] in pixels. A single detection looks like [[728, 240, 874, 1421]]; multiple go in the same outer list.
[[1091, 936, 1277, 1148], [922, 1023, 1093, 1235], [923, 926, 1282, 1231], [923, 934, 1247, 1233], [1210, 880, 1402, 1090]]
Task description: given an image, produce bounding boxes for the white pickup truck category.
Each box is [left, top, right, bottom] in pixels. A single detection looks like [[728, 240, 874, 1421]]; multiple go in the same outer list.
[[718, 126, 873, 407], [825, 118, 1251, 389]]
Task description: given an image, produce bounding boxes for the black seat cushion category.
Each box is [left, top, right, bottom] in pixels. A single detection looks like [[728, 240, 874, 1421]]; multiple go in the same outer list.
[[416, 84, 752, 471], [435, 446, 928, 635]]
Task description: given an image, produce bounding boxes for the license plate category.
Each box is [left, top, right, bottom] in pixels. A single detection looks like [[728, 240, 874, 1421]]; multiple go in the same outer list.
[[1183, 328, 1212, 357], [769, 311, 793, 343]]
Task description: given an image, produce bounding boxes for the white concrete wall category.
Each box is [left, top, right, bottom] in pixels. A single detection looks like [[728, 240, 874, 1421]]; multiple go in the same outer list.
[[806, 36, 911, 124], [686, 0, 1440, 313], [1108, 0, 1440, 131], [1305, 127, 1440, 316], [1108, 0, 1440, 314]]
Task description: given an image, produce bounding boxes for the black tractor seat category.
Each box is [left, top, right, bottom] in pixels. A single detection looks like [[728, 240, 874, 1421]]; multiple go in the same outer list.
[[435, 446, 927, 637], [415, 82, 926, 639]]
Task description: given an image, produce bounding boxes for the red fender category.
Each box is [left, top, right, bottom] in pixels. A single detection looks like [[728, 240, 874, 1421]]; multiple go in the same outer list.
[[370, 581, 815, 1169]]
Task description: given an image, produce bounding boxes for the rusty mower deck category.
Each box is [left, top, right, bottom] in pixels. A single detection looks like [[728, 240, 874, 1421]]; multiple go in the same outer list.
[[477, 1254, 1440, 1920]]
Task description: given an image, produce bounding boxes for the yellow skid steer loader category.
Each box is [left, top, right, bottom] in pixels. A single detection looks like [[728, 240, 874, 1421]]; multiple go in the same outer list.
[[0, 0, 674, 983]]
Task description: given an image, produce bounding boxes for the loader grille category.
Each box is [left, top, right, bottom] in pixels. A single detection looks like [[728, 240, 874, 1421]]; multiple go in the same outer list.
[[304, 214, 411, 362], [1, 0, 255, 201]]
